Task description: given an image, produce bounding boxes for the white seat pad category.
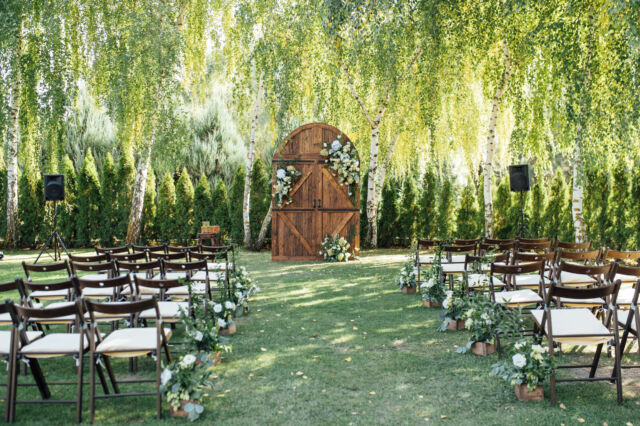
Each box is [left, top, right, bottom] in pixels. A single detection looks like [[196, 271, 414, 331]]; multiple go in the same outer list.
[[556, 296, 605, 307], [29, 289, 69, 299], [614, 273, 640, 284], [420, 254, 467, 264], [0, 312, 11, 324], [78, 273, 110, 282], [140, 302, 189, 320], [121, 284, 160, 296], [21, 333, 88, 357], [207, 262, 233, 271], [191, 270, 224, 282], [466, 274, 505, 288], [82, 287, 116, 298], [559, 271, 598, 285], [514, 274, 543, 286], [618, 311, 638, 331], [0, 331, 43, 355], [616, 287, 637, 306], [442, 263, 466, 274], [158, 272, 189, 281], [532, 309, 610, 345], [166, 283, 209, 295], [494, 289, 542, 306], [96, 327, 172, 356]]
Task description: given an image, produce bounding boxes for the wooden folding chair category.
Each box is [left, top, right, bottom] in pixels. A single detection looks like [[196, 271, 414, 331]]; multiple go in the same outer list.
[[6, 299, 108, 423], [484, 237, 515, 245], [68, 253, 109, 264], [516, 240, 552, 253], [612, 265, 640, 355], [116, 260, 162, 298], [71, 261, 118, 299], [478, 241, 515, 257], [131, 244, 167, 260], [148, 251, 188, 263], [555, 240, 592, 251], [510, 252, 556, 289], [22, 261, 72, 301], [488, 261, 545, 309], [108, 251, 146, 264], [463, 252, 509, 294], [133, 276, 190, 323], [78, 275, 133, 308], [17, 277, 80, 318], [533, 280, 623, 405], [95, 246, 129, 256], [200, 244, 235, 273], [553, 262, 613, 309], [519, 237, 551, 244], [160, 259, 212, 300], [167, 245, 198, 262], [190, 252, 229, 297], [601, 249, 640, 283], [85, 297, 171, 421], [452, 238, 481, 248]]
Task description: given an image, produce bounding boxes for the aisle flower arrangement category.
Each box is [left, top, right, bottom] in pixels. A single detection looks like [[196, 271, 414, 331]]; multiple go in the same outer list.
[[491, 338, 555, 401], [320, 234, 352, 262], [396, 260, 418, 293], [230, 265, 260, 314], [320, 137, 360, 197], [210, 298, 237, 334], [273, 165, 302, 207], [420, 245, 446, 306], [180, 294, 231, 364], [439, 289, 469, 331], [161, 353, 215, 420], [457, 295, 498, 355]]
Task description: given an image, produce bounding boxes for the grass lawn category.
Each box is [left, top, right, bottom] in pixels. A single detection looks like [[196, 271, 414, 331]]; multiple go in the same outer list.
[[0, 248, 639, 424]]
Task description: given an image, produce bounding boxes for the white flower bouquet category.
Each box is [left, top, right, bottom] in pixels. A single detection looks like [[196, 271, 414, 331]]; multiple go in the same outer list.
[[320, 234, 352, 262], [209, 297, 236, 330], [438, 288, 469, 331], [457, 294, 498, 353], [274, 165, 302, 207], [161, 353, 215, 420], [230, 265, 260, 312], [420, 245, 446, 303], [491, 338, 555, 391], [320, 137, 360, 197], [396, 261, 418, 289]]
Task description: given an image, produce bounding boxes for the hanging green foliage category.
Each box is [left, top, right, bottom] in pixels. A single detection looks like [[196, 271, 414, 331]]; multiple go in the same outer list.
[[436, 178, 455, 239], [18, 174, 44, 248], [543, 171, 572, 241], [141, 168, 157, 244], [99, 153, 117, 246], [249, 159, 270, 245], [174, 168, 195, 244], [632, 159, 640, 250], [456, 184, 479, 239], [211, 180, 231, 242], [229, 166, 245, 245], [417, 168, 438, 239], [493, 178, 514, 239], [76, 150, 102, 246], [607, 158, 631, 249], [583, 166, 610, 247], [156, 173, 177, 243], [528, 180, 546, 238], [378, 179, 400, 248]]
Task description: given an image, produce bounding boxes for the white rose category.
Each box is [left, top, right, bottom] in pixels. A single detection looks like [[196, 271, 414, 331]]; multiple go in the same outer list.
[[512, 353, 527, 368], [180, 354, 196, 368], [214, 303, 222, 313], [161, 368, 172, 386], [195, 331, 203, 342], [276, 169, 286, 179], [225, 301, 235, 310], [217, 318, 227, 328], [531, 344, 544, 353], [331, 140, 342, 151]]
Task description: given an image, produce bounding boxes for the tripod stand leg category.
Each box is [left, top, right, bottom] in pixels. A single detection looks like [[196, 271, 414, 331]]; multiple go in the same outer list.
[[34, 231, 57, 264], [55, 231, 71, 259]]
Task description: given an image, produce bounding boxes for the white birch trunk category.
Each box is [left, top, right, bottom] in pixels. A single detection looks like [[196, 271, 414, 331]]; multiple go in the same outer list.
[[483, 42, 511, 238], [126, 137, 154, 244], [365, 120, 381, 247], [571, 144, 586, 243], [254, 199, 273, 250], [374, 132, 400, 214], [242, 74, 264, 247], [5, 22, 23, 248]]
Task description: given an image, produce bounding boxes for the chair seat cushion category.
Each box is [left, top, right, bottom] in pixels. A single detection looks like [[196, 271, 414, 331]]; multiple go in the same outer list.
[[166, 283, 209, 296], [29, 289, 69, 299], [466, 274, 505, 288], [0, 312, 11, 325], [514, 274, 544, 286], [140, 302, 189, 321], [207, 262, 233, 271], [616, 287, 637, 306], [78, 273, 110, 282], [0, 331, 43, 355], [160, 272, 189, 281], [420, 254, 467, 265], [82, 287, 116, 298], [531, 309, 611, 345], [558, 271, 598, 286], [555, 296, 605, 308], [494, 289, 542, 306], [96, 327, 172, 357], [442, 263, 466, 274], [21, 333, 88, 357], [191, 271, 224, 282], [614, 273, 639, 284], [31, 301, 77, 323], [618, 310, 638, 331]]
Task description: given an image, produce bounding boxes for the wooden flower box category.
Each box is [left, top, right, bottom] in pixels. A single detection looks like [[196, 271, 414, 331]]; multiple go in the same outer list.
[[422, 299, 441, 308], [169, 400, 197, 418], [446, 319, 465, 331], [401, 285, 417, 294], [514, 384, 544, 402], [470, 341, 495, 356], [219, 322, 236, 336], [196, 351, 222, 366]]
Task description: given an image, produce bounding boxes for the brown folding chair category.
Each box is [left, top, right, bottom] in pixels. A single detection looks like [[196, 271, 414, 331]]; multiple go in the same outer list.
[[70, 261, 118, 300], [519, 237, 551, 244], [463, 252, 509, 294], [160, 259, 212, 300], [533, 280, 623, 405], [484, 237, 515, 245], [478, 241, 515, 257], [78, 275, 133, 308], [200, 245, 235, 273], [85, 297, 171, 421], [602, 249, 640, 283], [148, 251, 188, 262], [133, 276, 190, 323], [68, 253, 109, 264], [611, 265, 640, 354], [416, 239, 438, 286], [108, 251, 146, 264], [6, 299, 108, 423], [167, 245, 198, 262], [116, 260, 162, 298], [488, 261, 545, 308], [0, 279, 22, 326], [555, 240, 592, 251], [95, 246, 129, 256], [22, 261, 72, 301], [553, 262, 613, 309], [452, 238, 481, 247], [510, 252, 556, 289], [516, 240, 552, 253], [131, 244, 167, 260]]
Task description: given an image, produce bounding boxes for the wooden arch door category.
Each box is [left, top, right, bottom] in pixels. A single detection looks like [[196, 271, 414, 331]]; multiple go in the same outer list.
[[271, 123, 360, 261]]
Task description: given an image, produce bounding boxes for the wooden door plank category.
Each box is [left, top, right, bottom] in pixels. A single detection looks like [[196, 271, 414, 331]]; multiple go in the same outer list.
[[280, 213, 314, 255], [331, 212, 355, 236], [289, 170, 311, 197]]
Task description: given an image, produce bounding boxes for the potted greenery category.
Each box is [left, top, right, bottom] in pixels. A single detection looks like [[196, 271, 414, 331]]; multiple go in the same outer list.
[[161, 353, 215, 420], [457, 295, 498, 355], [230, 265, 259, 315], [439, 289, 468, 331], [319, 234, 352, 262], [491, 338, 555, 401], [180, 296, 231, 365], [396, 261, 418, 294], [420, 245, 445, 306], [211, 298, 237, 335]]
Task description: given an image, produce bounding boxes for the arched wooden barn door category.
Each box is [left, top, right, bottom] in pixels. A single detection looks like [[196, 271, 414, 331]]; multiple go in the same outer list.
[[271, 123, 360, 261]]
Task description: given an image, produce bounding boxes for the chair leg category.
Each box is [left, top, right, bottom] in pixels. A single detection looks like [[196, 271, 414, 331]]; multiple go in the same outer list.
[[76, 354, 84, 423], [614, 335, 623, 405], [155, 351, 162, 419], [589, 343, 604, 378], [5, 354, 15, 423], [95, 360, 110, 395], [90, 352, 96, 423], [550, 372, 556, 405], [103, 356, 120, 394], [162, 337, 171, 364], [29, 359, 50, 399]]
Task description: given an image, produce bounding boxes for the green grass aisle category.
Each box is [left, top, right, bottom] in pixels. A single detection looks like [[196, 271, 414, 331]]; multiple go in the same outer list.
[[0, 249, 638, 424]]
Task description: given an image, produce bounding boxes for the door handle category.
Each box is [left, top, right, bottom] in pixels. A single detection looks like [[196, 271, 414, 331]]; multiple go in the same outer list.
[[313, 199, 316, 208], [318, 199, 322, 208]]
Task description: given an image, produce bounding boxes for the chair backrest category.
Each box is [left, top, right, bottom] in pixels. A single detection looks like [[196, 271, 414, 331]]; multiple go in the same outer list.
[[555, 240, 592, 251], [484, 237, 515, 245], [513, 251, 555, 265], [0, 279, 20, 295], [9, 298, 86, 327], [18, 276, 81, 303], [547, 280, 619, 303], [518, 237, 550, 244], [614, 264, 640, 286], [200, 244, 233, 254], [69, 253, 109, 264], [78, 274, 133, 298], [134, 275, 187, 299], [190, 251, 227, 262], [148, 251, 188, 262], [556, 261, 613, 285], [161, 259, 208, 275], [443, 244, 476, 254], [131, 244, 167, 254], [490, 261, 545, 297], [22, 260, 72, 282], [452, 238, 481, 246], [601, 249, 640, 265], [167, 245, 198, 254], [71, 260, 117, 277], [465, 252, 510, 270], [516, 240, 552, 252], [555, 249, 600, 265], [116, 259, 160, 276], [85, 297, 160, 322], [95, 245, 130, 255], [108, 251, 147, 263], [478, 242, 515, 255]]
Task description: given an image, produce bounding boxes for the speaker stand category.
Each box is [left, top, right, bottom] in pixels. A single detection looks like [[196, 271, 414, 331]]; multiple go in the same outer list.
[[515, 191, 532, 239], [35, 201, 70, 264]]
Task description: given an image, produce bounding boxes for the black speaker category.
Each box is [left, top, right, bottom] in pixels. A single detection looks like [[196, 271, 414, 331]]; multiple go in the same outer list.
[[44, 174, 65, 201], [508, 165, 530, 192]]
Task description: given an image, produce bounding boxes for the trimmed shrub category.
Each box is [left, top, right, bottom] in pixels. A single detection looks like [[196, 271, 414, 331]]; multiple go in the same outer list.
[[607, 158, 630, 249], [543, 170, 572, 240], [417, 168, 438, 239], [193, 175, 213, 236], [456, 184, 479, 239], [584, 166, 610, 247], [398, 177, 419, 245], [18, 173, 44, 248], [229, 166, 245, 245], [211, 179, 231, 242], [58, 155, 77, 246], [528, 180, 546, 238], [115, 153, 136, 241], [141, 168, 157, 243], [249, 158, 270, 245], [76, 150, 102, 246], [156, 173, 176, 242], [493, 177, 514, 239], [632, 159, 640, 250], [378, 178, 400, 248], [174, 168, 195, 244], [99, 153, 117, 246], [475, 175, 485, 237], [436, 178, 455, 238]]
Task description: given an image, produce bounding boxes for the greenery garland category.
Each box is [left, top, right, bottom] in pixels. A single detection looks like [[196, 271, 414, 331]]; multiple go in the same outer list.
[[320, 136, 360, 198]]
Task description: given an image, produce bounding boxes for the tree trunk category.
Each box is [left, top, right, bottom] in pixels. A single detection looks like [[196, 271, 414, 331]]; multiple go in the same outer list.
[[374, 132, 400, 215], [483, 42, 511, 238], [125, 137, 154, 244], [5, 22, 23, 248], [254, 199, 272, 251], [242, 74, 264, 247], [571, 138, 586, 243], [365, 121, 381, 247]]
